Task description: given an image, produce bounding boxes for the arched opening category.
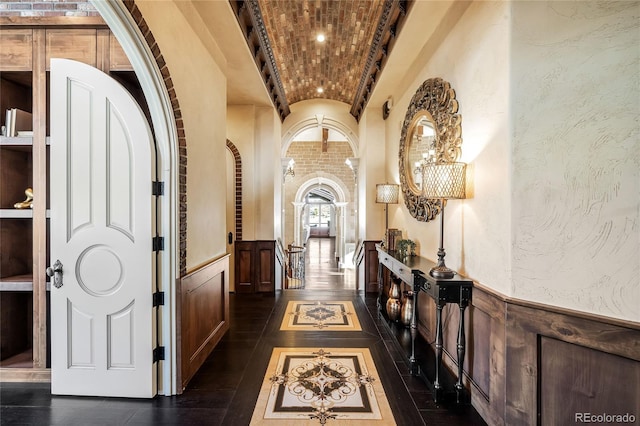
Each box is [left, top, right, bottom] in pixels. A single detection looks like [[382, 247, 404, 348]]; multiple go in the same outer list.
[[226, 140, 242, 292], [92, 1, 180, 395], [281, 122, 359, 274]]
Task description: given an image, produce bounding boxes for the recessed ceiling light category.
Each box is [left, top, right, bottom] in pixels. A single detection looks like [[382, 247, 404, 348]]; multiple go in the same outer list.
[[316, 34, 326, 43], [317, 87, 324, 93]]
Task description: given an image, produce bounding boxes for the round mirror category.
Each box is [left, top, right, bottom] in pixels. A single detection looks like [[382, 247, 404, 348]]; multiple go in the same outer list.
[[404, 111, 437, 194], [398, 78, 463, 222]]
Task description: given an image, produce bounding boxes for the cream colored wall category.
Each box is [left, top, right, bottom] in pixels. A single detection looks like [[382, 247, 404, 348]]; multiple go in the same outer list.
[[227, 105, 280, 241], [136, 1, 228, 271], [228, 106, 258, 240], [383, 1, 512, 294], [382, 0, 639, 321], [254, 107, 279, 240], [359, 109, 389, 242], [510, 1, 639, 321]]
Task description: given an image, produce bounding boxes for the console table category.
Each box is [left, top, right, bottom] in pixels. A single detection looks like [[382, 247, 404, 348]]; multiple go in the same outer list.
[[376, 245, 473, 403]]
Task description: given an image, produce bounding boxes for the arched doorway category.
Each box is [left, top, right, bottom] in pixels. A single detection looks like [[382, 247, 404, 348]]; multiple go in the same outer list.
[[92, 1, 179, 395], [290, 174, 352, 267], [281, 122, 359, 270]]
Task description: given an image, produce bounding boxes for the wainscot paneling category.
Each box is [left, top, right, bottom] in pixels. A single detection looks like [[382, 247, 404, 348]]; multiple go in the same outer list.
[[415, 283, 506, 426], [178, 255, 230, 391], [505, 301, 640, 425], [355, 240, 380, 293], [412, 280, 639, 426], [235, 240, 276, 293]]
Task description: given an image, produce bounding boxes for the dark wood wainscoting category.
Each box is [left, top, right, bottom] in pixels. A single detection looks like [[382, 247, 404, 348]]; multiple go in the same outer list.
[[505, 302, 639, 425], [235, 240, 276, 293], [355, 240, 380, 293], [413, 282, 639, 425], [178, 255, 230, 391]]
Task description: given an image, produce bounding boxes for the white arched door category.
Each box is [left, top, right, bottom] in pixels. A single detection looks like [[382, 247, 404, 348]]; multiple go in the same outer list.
[[49, 59, 156, 397]]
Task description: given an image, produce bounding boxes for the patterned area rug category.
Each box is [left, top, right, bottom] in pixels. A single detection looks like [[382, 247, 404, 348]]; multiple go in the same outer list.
[[250, 347, 396, 425], [280, 301, 362, 331]]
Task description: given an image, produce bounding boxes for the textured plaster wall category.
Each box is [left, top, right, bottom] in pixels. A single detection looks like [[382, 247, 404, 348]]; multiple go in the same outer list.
[[385, 0, 639, 321], [510, 1, 639, 321], [136, 0, 228, 272], [386, 1, 512, 295]]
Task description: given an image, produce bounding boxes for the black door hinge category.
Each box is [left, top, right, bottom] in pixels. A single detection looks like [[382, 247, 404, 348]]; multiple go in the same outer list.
[[152, 181, 165, 196], [153, 291, 165, 307], [153, 346, 165, 363], [153, 236, 164, 252]]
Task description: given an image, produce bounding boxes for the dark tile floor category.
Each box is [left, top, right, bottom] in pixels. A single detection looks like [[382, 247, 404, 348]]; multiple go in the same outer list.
[[0, 238, 487, 425]]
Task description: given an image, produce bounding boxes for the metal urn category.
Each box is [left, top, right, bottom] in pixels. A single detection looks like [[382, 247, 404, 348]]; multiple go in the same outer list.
[[386, 276, 402, 321], [400, 290, 414, 327]]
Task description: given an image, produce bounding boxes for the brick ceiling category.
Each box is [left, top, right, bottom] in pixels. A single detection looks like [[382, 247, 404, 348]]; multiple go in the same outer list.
[[259, 0, 385, 105], [231, 0, 411, 122]]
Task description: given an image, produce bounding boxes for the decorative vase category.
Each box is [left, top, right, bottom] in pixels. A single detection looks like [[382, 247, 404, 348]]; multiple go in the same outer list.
[[400, 290, 414, 327], [386, 277, 402, 321]]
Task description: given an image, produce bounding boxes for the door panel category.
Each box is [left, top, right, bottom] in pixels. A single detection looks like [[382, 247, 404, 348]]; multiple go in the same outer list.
[[50, 58, 155, 398]]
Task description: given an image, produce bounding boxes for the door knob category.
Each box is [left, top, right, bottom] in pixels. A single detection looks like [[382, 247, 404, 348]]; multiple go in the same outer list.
[[46, 259, 64, 288]]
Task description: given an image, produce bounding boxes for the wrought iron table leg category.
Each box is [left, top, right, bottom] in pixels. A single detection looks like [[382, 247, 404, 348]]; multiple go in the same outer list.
[[455, 303, 467, 403], [434, 304, 443, 402], [409, 289, 418, 375]]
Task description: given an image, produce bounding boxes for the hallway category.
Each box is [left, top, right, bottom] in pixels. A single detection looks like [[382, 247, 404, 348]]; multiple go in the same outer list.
[[0, 242, 486, 425], [304, 237, 356, 291]]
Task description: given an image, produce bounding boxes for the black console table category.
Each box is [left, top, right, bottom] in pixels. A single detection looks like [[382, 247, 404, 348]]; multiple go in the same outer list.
[[376, 245, 473, 403]]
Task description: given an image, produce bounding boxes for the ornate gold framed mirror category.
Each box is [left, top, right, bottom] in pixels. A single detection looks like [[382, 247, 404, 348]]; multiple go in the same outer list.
[[398, 78, 463, 221]]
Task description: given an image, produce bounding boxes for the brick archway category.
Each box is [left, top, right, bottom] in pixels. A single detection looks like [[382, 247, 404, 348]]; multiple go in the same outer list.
[[226, 140, 243, 241], [123, 0, 188, 275]]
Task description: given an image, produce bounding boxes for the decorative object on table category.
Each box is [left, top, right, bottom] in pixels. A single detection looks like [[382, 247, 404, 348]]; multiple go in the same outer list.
[[396, 238, 416, 258], [386, 229, 402, 251], [400, 290, 414, 327], [376, 183, 399, 246], [14, 187, 33, 209], [385, 276, 402, 321], [423, 161, 466, 278]]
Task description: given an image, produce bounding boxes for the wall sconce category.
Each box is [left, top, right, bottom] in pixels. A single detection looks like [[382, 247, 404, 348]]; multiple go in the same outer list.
[[376, 183, 399, 240], [345, 157, 359, 180], [422, 161, 466, 278], [282, 157, 295, 181]]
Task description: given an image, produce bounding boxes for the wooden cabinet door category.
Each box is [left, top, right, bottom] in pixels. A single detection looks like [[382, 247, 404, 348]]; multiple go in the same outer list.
[[234, 241, 275, 293], [255, 241, 275, 293], [235, 241, 255, 293]]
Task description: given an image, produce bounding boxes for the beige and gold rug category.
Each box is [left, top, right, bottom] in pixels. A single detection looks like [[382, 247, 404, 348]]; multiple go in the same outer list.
[[250, 347, 396, 425], [280, 301, 362, 331]]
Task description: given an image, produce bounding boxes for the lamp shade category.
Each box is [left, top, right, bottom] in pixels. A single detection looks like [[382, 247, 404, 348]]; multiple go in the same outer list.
[[423, 162, 466, 199], [376, 184, 399, 204]]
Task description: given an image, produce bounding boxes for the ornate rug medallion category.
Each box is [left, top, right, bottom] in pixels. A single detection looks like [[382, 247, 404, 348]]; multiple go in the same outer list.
[[250, 348, 396, 425], [280, 301, 361, 331]]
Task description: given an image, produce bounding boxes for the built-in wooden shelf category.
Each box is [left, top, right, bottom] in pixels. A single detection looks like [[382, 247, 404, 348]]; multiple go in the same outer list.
[[0, 136, 33, 146], [0, 136, 50, 146], [0, 348, 32, 368], [0, 209, 50, 218], [0, 209, 33, 219], [0, 274, 33, 291]]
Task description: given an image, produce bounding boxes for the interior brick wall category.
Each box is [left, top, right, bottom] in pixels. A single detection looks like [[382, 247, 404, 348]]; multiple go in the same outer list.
[[284, 141, 356, 246]]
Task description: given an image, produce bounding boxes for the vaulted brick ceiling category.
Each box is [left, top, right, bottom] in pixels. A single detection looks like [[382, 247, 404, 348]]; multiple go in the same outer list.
[[230, 0, 411, 122]]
